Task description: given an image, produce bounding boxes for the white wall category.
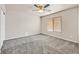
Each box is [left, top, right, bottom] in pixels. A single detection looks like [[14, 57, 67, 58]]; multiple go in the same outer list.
[[41, 7, 78, 43], [0, 9, 1, 48], [0, 4, 5, 49], [5, 7, 40, 40], [78, 5, 79, 41]]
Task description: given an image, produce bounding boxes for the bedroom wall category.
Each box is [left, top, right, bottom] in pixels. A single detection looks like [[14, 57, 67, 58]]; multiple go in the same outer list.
[[0, 4, 5, 49], [0, 9, 1, 49], [41, 7, 78, 43], [78, 5, 79, 42], [5, 6, 40, 40]]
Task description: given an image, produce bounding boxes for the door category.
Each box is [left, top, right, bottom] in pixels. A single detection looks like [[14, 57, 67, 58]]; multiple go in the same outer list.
[[0, 7, 5, 49]]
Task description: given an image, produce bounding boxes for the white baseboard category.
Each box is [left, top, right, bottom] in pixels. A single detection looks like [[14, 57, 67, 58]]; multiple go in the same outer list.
[[42, 33, 79, 44], [6, 33, 40, 40]]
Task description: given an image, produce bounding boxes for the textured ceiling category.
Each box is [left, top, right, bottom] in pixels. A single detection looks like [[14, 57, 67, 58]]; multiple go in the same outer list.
[[6, 4, 77, 16]]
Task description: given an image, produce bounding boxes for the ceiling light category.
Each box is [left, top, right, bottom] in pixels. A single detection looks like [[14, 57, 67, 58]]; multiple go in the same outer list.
[[33, 4, 51, 13]]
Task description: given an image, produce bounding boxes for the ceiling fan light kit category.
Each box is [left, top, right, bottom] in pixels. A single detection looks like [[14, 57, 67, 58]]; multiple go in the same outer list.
[[33, 4, 50, 13]]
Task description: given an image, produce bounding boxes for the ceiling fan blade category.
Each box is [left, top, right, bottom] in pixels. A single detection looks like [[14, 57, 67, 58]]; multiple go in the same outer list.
[[44, 4, 50, 8], [34, 4, 38, 8]]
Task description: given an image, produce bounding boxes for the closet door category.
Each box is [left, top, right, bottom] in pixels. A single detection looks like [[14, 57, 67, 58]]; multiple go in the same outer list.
[[78, 6, 79, 43], [0, 7, 5, 49], [0, 8, 1, 49]]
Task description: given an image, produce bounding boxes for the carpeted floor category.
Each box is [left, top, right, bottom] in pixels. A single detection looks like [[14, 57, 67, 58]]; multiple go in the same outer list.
[[1, 34, 79, 54]]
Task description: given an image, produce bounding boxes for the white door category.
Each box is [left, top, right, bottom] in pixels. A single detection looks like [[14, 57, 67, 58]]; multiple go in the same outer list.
[[0, 8, 1, 49], [0, 8, 5, 49]]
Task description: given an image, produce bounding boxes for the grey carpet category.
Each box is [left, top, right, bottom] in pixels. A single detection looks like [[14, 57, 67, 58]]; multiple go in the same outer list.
[[1, 34, 79, 54]]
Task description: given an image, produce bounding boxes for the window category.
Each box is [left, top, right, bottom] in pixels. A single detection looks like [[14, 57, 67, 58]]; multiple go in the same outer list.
[[53, 16, 62, 32], [47, 19, 53, 31], [47, 16, 62, 32]]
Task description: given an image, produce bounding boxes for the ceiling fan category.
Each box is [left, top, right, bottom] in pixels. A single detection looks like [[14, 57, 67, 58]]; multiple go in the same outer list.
[[33, 4, 51, 12]]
